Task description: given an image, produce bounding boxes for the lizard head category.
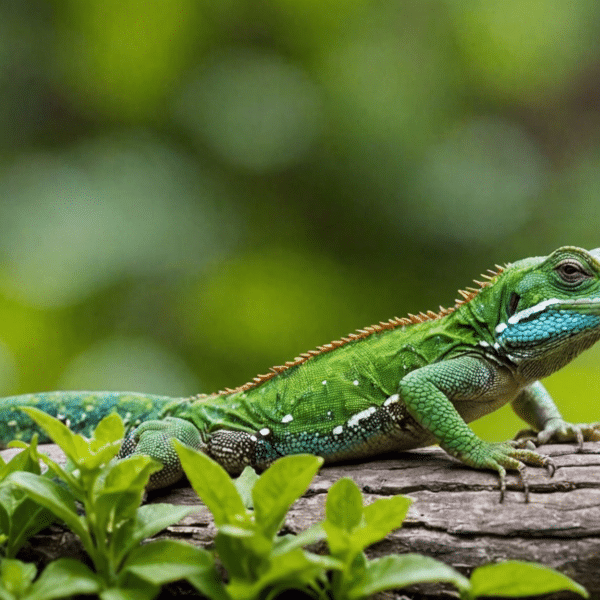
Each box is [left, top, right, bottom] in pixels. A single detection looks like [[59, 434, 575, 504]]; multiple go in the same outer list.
[[492, 246, 600, 379]]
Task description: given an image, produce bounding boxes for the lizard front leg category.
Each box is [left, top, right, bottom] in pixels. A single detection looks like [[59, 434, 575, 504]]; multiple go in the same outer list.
[[399, 356, 554, 501], [511, 381, 600, 448]]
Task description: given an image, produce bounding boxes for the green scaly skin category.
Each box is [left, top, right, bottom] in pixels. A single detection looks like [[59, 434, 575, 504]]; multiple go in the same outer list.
[[2, 246, 600, 501]]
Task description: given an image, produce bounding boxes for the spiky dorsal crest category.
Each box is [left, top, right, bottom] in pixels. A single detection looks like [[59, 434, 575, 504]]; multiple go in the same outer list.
[[195, 265, 505, 397]]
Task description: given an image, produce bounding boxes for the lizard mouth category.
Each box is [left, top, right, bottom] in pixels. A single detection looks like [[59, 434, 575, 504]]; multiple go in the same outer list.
[[550, 297, 600, 314], [505, 298, 600, 327]]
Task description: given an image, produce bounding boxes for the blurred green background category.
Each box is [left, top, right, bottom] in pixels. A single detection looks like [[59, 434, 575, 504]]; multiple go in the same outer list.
[[1, 0, 599, 442]]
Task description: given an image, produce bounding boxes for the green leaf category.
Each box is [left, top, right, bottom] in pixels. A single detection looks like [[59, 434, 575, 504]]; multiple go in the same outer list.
[[187, 570, 230, 600], [226, 548, 329, 600], [83, 414, 126, 471], [100, 455, 161, 495], [272, 524, 326, 556], [0, 497, 9, 538], [90, 413, 125, 450], [35, 454, 81, 495], [28, 559, 101, 600], [0, 558, 37, 597], [252, 454, 323, 539], [325, 478, 363, 532], [214, 533, 263, 581], [174, 441, 247, 526], [234, 466, 259, 509], [218, 525, 255, 538], [122, 539, 215, 586], [348, 554, 470, 599], [81, 442, 124, 472], [114, 503, 195, 563], [0, 438, 42, 482], [7, 472, 90, 546], [93, 456, 163, 530], [470, 560, 589, 598], [350, 495, 412, 551], [19, 408, 90, 466], [5, 499, 55, 558], [100, 580, 160, 600]]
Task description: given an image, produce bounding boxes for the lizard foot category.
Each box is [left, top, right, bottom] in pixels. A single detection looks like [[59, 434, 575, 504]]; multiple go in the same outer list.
[[514, 419, 600, 451], [118, 417, 205, 490], [457, 440, 555, 503]]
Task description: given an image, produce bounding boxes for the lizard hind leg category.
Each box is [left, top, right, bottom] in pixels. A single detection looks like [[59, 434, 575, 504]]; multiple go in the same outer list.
[[118, 417, 206, 490], [204, 429, 259, 476]]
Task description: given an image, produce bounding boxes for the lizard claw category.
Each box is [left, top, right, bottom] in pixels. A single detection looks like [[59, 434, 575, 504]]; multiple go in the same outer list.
[[459, 440, 554, 503], [514, 420, 600, 452]]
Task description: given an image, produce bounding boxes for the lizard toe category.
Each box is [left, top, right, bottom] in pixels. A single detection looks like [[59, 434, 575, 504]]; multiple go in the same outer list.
[[462, 441, 553, 503]]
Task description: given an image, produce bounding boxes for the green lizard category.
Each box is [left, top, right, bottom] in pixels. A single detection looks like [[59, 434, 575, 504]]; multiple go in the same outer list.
[[1, 246, 600, 500]]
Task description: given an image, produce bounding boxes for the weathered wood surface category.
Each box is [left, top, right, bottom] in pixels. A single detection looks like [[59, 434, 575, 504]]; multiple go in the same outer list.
[[3, 442, 600, 598]]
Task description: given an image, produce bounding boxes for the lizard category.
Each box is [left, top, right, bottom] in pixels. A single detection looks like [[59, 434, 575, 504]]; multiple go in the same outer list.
[[1, 245, 600, 501]]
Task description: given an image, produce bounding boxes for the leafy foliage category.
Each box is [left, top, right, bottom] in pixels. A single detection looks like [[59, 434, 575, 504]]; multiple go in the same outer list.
[[176, 445, 589, 600], [0, 410, 590, 599], [176, 443, 333, 600], [7, 409, 216, 600], [467, 561, 589, 599], [323, 478, 468, 599], [0, 558, 100, 600], [0, 436, 55, 558]]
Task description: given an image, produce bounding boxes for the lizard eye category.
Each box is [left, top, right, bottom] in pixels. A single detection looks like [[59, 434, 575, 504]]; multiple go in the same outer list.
[[554, 259, 592, 285]]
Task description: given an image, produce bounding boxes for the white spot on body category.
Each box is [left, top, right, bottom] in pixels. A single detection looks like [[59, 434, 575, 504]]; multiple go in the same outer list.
[[495, 323, 507, 334], [281, 414, 294, 423], [478, 340, 489, 347], [383, 394, 400, 407], [507, 298, 562, 325], [347, 406, 376, 428], [7, 420, 17, 427], [332, 425, 343, 435], [259, 427, 270, 436], [250, 435, 258, 442]]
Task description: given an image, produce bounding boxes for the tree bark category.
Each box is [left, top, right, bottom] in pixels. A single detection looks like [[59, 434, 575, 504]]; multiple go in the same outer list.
[[4, 442, 600, 599]]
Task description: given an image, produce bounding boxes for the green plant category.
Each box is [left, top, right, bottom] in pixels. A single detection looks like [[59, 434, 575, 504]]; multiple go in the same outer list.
[[0, 436, 56, 558], [176, 442, 336, 600], [322, 477, 468, 599], [0, 557, 100, 600], [176, 445, 589, 600], [466, 561, 589, 599], [3, 410, 590, 600], [8, 408, 219, 600]]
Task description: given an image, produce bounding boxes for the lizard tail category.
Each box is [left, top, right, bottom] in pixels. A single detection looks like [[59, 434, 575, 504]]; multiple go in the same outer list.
[[0, 391, 178, 447]]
